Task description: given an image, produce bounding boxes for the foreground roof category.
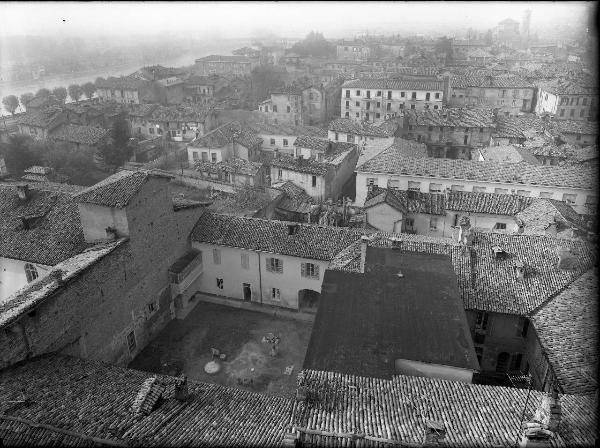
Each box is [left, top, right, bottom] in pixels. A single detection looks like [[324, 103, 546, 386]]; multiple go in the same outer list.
[[190, 121, 262, 150], [530, 269, 598, 395], [364, 186, 446, 215], [357, 152, 596, 190], [0, 182, 88, 265], [293, 369, 597, 447], [516, 199, 587, 234], [446, 190, 534, 215], [190, 212, 364, 261], [304, 247, 479, 377], [74, 169, 172, 208], [0, 354, 291, 447]]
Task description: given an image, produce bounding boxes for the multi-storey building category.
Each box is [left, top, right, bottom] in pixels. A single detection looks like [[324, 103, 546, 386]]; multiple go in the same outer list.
[[535, 79, 599, 121], [96, 77, 158, 105], [193, 55, 258, 77], [448, 74, 535, 116], [335, 41, 372, 62], [246, 121, 327, 156], [341, 78, 445, 123], [258, 85, 328, 126]]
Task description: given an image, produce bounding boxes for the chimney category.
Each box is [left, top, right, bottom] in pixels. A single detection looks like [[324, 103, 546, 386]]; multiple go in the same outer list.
[[287, 223, 299, 235], [514, 260, 525, 280], [16, 184, 30, 201], [359, 235, 369, 273], [174, 375, 189, 401], [105, 226, 117, 239], [556, 247, 578, 270], [519, 390, 562, 448], [424, 420, 447, 445]]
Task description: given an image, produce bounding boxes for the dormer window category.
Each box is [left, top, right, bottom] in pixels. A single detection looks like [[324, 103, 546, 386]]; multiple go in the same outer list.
[[24, 263, 39, 283], [491, 245, 507, 259]]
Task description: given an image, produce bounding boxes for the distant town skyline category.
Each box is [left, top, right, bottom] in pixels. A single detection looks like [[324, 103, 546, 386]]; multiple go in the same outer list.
[[0, 1, 594, 40]]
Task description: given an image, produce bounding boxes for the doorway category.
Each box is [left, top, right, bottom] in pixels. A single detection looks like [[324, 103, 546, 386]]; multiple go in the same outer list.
[[243, 283, 251, 301]]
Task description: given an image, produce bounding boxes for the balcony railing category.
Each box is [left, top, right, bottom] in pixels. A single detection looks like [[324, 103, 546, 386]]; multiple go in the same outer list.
[[169, 250, 203, 294]]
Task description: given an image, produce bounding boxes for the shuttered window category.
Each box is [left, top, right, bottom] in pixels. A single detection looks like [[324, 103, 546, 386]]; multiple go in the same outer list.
[[266, 257, 283, 273], [241, 253, 250, 269], [301, 263, 320, 279]]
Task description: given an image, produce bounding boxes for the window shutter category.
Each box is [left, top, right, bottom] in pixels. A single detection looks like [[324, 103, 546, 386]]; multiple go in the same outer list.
[[315, 264, 320, 279], [279, 259, 283, 273], [266, 258, 272, 272], [301, 263, 306, 277]]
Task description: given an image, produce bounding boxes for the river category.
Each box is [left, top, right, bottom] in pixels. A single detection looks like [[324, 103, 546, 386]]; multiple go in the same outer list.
[[0, 42, 243, 115]]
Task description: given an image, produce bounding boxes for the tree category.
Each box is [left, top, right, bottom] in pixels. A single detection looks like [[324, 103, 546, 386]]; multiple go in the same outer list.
[[98, 111, 133, 170], [2, 95, 19, 115], [82, 82, 96, 100], [19, 92, 34, 109], [35, 88, 51, 98], [95, 77, 105, 87], [43, 141, 96, 185], [68, 84, 83, 103], [290, 31, 335, 58], [0, 134, 43, 173], [52, 86, 68, 104]]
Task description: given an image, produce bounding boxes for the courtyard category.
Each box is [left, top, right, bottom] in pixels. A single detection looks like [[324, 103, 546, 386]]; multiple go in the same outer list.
[[129, 301, 313, 397]]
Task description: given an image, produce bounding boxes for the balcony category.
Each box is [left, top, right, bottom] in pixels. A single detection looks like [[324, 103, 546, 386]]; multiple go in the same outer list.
[[169, 250, 203, 295]]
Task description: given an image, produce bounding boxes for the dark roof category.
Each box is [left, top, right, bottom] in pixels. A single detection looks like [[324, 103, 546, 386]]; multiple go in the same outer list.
[[195, 157, 262, 176], [304, 247, 479, 377], [293, 135, 330, 151], [516, 199, 587, 234], [404, 108, 495, 128], [530, 269, 598, 395], [294, 370, 597, 447], [328, 118, 398, 137], [364, 186, 446, 215], [552, 120, 599, 136], [451, 74, 534, 89], [195, 54, 253, 63], [149, 104, 212, 123], [50, 124, 110, 146], [126, 103, 159, 118], [190, 212, 364, 261], [358, 152, 596, 190], [0, 182, 89, 265], [16, 106, 63, 128], [493, 115, 547, 138], [74, 169, 172, 208], [537, 78, 599, 96], [478, 145, 541, 165], [446, 190, 534, 215], [190, 121, 262, 150], [0, 354, 291, 446], [272, 143, 357, 175], [96, 76, 151, 90], [342, 78, 444, 91]]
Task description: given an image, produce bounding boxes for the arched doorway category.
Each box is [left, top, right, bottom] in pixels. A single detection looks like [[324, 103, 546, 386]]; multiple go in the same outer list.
[[496, 352, 510, 373], [298, 289, 320, 313]]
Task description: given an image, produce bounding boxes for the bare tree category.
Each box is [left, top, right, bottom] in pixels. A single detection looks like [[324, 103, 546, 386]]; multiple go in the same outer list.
[[2, 95, 19, 115], [52, 86, 68, 104], [19, 92, 34, 110], [82, 82, 96, 100]]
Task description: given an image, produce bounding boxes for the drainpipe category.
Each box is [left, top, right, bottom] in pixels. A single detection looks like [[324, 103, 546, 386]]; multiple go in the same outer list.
[[257, 252, 263, 305]]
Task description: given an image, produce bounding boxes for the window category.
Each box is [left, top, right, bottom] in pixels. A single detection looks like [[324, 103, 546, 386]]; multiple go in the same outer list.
[[287, 106, 291, 113], [366, 91, 371, 99], [475, 346, 484, 365], [463, 135, 468, 144], [579, 109, 585, 118], [539, 192, 553, 199], [216, 278, 223, 289], [24, 263, 38, 283], [435, 93, 440, 99], [583, 97, 588, 106], [388, 91, 393, 100], [408, 181, 421, 192], [425, 93, 430, 101], [366, 103, 370, 110], [410, 104, 415, 110], [334, 132, 339, 141], [271, 288, 281, 301], [399, 103, 404, 109], [301, 262, 320, 279], [376, 91, 382, 97], [267, 257, 283, 273], [127, 331, 136, 352], [472, 186, 486, 193], [576, 134, 582, 140], [270, 138, 276, 145], [585, 195, 597, 205], [451, 185, 464, 191], [376, 102, 381, 108], [241, 253, 250, 269], [429, 217, 439, 230], [356, 101, 360, 107], [312, 176, 317, 187], [211, 153, 217, 162], [516, 190, 530, 197], [475, 311, 489, 330], [570, 109, 575, 117], [149, 127, 155, 134], [213, 249, 221, 265], [495, 222, 507, 230], [433, 105, 438, 110], [411, 92, 417, 100], [345, 90, 350, 98], [510, 353, 523, 371], [273, 105, 277, 112], [366, 178, 377, 186], [405, 218, 414, 227], [345, 100, 350, 108], [559, 108, 565, 117], [429, 183, 442, 193], [278, 169, 283, 179], [192, 151, 199, 161], [356, 113, 359, 118], [562, 193, 577, 205], [345, 112, 349, 118], [356, 90, 361, 96], [283, 139, 288, 146], [386, 103, 391, 111], [375, 113, 380, 118]]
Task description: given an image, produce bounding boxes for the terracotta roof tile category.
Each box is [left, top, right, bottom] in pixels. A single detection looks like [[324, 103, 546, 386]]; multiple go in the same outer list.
[[328, 118, 398, 137], [191, 121, 262, 150], [446, 190, 534, 215], [50, 124, 110, 146], [342, 78, 444, 91], [195, 157, 262, 176], [404, 108, 495, 128], [516, 199, 587, 234]]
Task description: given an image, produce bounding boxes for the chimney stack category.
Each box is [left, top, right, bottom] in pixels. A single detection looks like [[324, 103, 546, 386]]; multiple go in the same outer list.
[[515, 260, 525, 281], [556, 247, 578, 270], [519, 390, 562, 447], [16, 184, 30, 201], [174, 375, 189, 401], [359, 235, 369, 273], [424, 420, 447, 445]]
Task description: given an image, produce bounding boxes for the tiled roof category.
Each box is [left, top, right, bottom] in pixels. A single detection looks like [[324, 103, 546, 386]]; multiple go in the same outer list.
[[74, 169, 172, 208], [493, 115, 547, 138], [0, 182, 88, 265], [246, 121, 327, 138], [516, 199, 587, 234], [16, 106, 63, 128], [446, 190, 534, 215], [0, 354, 292, 446], [551, 120, 599, 136], [190, 212, 364, 261], [190, 121, 262, 150], [330, 231, 595, 315], [0, 240, 125, 329], [342, 78, 444, 91], [195, 157, 262, 176], [50, 124, 110, 146], [25, 95, 60, 110], [451, 74, 534, 89], [537, 78, 599, 95], [357, 152, 596, 190], [478, 145, 541, 165], [293, 135, 330, 151], [404, 108, 495, 128], [530, 269, 598, 395], [328, 118, 398, 137], [364, 186, 446, 215], [96, 76, 151, 90], [468, 48, 493, 58], [150, 104, 212, 123], [293, 369, 597, 447], [126, 103, 159, 118], [273, 143, 357, 174]]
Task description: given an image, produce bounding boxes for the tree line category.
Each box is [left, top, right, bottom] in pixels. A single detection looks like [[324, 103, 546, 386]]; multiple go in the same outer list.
[[2, 81, 98, 116]]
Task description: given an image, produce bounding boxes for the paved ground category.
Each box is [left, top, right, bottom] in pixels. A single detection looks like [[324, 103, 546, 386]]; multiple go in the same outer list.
[[129, 301, 313, 397]]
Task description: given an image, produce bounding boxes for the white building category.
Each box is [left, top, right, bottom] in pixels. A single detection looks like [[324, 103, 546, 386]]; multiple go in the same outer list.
[[246, 122, 327, 156], [355, 145, 596, 213], [189, 213, 364, 311]]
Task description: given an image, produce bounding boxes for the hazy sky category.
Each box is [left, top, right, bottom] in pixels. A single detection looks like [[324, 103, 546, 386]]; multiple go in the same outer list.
[[0, 1, 595, 39]]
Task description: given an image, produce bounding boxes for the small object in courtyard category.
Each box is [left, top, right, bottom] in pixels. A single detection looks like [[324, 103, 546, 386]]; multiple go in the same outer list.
[[210, 348, 220, 358], [219, 353, 227, 360], [284, 365, 294, 375], [270, 345, 278, 357], [204, 360, 221, 374], [250, 367, 255, 372]]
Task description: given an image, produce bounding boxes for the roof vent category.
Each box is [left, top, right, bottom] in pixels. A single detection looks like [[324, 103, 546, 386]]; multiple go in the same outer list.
[[16, 184, 30, 201], [425, 420, 447, 444], [514, 260, 525, 280], [287, 223, 299, 235], [491, 245, 508, 259]]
